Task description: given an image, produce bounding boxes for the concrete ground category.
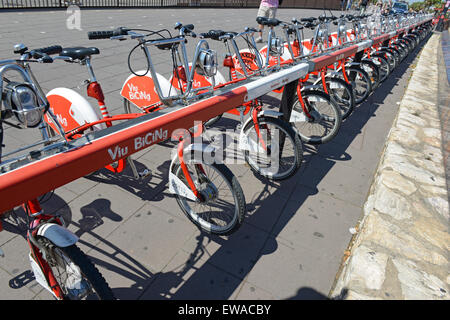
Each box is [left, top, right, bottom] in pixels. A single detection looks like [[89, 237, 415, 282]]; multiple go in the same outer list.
[[0, 7, 424, 299]]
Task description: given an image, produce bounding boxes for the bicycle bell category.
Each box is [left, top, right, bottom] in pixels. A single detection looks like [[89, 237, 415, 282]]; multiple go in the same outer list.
[[195, 48, 218, 77]]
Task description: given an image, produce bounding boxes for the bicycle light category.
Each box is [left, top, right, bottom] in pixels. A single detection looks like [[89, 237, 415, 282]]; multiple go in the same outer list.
[[195, 48, 218, 77], [269, 37, 284, 56], [2, 82, 44, 128]]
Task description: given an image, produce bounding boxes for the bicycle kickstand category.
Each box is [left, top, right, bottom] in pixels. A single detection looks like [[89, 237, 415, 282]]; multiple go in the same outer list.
[[127, 156, 151, 180]]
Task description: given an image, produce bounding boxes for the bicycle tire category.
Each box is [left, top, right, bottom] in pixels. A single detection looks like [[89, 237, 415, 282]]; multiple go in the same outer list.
[[173, 161, 246, 235], [401, 37, 414, 52], [394, 41, 408, 61], [326, 77, 355, 119], [387, 47, 401, 67], [377, 49, 396, 72], [38, 239, 115, 300], [360, 59, 381, 90], [371, 54, 391, 83], [242, 116, 303, 180], [291, 89, 342, 145], [345, 66, 372, 104]]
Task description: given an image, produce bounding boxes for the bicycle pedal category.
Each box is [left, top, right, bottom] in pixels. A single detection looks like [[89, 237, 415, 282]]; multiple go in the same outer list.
[[138, 169, 151, 179]]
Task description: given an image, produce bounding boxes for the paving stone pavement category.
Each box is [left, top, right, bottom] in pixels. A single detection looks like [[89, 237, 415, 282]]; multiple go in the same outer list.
[[330, 32, 450, 300], [0, 8, 439, 300]]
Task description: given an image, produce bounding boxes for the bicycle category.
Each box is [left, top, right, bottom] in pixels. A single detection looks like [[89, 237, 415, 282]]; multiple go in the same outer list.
[[0, 45, 115, 300], [195, 27, 303, 180], [44, 25, 247, 235], [247, 16, 343, 144]]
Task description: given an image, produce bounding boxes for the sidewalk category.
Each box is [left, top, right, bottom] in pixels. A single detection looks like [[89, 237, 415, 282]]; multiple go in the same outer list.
[[330, 32, 450, 300]]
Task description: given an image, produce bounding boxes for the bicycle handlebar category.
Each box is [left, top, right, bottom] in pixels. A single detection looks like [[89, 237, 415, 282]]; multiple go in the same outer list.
[[199, 30, 226, 40], [87, 27, 129, 40], [29, 45, 62, 56]]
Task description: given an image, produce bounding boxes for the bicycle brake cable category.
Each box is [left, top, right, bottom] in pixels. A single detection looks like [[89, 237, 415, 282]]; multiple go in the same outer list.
[[127, 29, 173, 77]]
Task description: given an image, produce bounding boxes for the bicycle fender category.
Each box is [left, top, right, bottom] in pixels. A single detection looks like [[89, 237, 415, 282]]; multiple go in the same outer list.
[[169, 143, 217, 171], [312, 75, 345, 88], [183, 142, 216, 156], [363, 57, 381, 66], [37, 223, 78, 248], [258, 110, 283, 118], [45, 87, 105, 133], [238, 112, 281, 152], [239, 129, 268, 153], [168, 143, 216, 201], [302, 84, 322, 91]]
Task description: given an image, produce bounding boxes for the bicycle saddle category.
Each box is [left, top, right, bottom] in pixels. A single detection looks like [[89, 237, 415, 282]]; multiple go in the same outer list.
[[256, 16, 281, 27], [61, 47, 100, 60]]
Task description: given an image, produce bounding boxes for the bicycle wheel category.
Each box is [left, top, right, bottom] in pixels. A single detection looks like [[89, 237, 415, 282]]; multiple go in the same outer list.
[[345, 66, 372, 104], [326, 77, 355, 120], [371, 54, 390, 83], [394, 42, 408, 61], [173, 160, 246, 235], [387, 47, 401, 67], [36, 238, 115, 300], [401, 37, 414, 52], [378, 50, 396, 72], [360, 59, 380, 89], [242, 116, 303, 180], [291, 89, 342, 145]]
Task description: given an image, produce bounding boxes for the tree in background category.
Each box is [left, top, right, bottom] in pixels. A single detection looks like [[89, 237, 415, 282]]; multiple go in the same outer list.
[[409, 0, 445, 12]]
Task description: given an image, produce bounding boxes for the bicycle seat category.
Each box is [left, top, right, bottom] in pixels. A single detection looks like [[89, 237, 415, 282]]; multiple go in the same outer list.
[[61, 47, 100, 60], [256, 16, 281, 27]]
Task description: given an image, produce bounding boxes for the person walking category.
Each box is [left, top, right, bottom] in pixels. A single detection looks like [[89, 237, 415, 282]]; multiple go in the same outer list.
[[359, 0, 369, 15], [347, 0, 353, 10], [255, 0, 279, 43]]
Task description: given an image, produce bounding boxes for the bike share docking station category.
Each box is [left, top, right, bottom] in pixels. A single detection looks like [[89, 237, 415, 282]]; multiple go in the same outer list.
[[0, 18, 432, 215]]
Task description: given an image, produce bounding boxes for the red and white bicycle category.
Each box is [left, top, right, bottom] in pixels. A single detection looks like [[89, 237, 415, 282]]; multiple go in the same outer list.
[[39, 25, 248, 235], [0, 45, 114, 300]]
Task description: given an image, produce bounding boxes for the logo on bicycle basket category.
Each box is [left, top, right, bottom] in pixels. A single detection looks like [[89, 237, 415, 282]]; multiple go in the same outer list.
[[127, 83, 152, 102], [121, 73, 165, 108]]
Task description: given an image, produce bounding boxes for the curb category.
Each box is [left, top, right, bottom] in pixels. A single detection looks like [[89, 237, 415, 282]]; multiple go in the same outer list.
[[329, 32, 450, 300]]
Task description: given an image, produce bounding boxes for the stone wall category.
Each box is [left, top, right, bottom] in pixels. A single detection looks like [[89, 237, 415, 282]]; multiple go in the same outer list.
[[330, 32, 450, 300]]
